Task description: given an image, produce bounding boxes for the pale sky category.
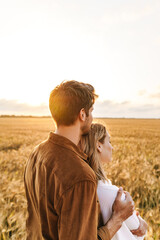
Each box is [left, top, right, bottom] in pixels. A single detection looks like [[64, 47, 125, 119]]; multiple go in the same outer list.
[[0, 0, 160, 118]]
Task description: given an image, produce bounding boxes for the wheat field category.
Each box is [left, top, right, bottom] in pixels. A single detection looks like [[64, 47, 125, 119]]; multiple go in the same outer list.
[[0, 117, 160, 239]]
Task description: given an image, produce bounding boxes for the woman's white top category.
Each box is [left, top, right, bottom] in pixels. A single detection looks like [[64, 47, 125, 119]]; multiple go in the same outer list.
[[97, 180, 145, 240]]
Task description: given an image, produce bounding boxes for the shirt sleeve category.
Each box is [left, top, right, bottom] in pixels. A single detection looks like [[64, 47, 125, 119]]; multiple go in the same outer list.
[[97, 225, 111, 240], [124, 211, 140, 230], [125, 215, 145, 240]]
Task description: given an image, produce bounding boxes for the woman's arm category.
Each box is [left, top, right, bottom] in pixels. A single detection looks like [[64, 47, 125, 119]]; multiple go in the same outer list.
[[98, 187, 135, 239], [97, 182, 147, 239], [130, 215, 148, 238], [120, 192, 140, 230], [121, 191, 147, 238]]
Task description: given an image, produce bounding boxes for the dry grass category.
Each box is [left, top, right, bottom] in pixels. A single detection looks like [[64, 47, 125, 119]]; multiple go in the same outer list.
[[0, 117, 160, 239]]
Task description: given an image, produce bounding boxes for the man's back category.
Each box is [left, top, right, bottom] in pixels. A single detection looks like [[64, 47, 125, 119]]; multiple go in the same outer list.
[[24, 132, 98, 240]]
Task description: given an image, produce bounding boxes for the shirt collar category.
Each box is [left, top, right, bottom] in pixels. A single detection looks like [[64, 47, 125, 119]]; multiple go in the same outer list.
[[48, 132, 88, 162]]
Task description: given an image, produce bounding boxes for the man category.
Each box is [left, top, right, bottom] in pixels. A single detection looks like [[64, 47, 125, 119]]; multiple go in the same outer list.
[[24, 80, 147, 239]]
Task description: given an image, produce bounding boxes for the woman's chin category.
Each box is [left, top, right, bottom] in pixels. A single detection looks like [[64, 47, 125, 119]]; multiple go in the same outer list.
[[103, 158, 112, 164]]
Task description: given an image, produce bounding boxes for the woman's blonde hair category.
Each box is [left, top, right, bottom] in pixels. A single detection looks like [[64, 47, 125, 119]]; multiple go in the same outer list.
[[80, 123, 107, 182]]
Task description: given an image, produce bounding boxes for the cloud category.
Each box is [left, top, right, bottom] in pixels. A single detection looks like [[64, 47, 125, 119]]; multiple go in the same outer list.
[[93, 100, 160, 118], [137, 89, 160, 99], [149, 93, 160, 99], [0, 98, 159, 119], [0, 99, 50, 116], [138, 90, 147, 96], [154, 36, 160, 46], [101, 3, 156, 25]]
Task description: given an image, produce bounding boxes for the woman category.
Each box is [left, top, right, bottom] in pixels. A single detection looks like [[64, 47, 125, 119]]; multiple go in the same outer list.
[[80, 123, 147, 240]]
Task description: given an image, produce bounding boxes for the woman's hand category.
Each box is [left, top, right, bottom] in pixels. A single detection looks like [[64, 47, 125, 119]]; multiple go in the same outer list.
[[104, 187, 134, 238], [112, 187, 135, 221], [131, 215, 148, 236]]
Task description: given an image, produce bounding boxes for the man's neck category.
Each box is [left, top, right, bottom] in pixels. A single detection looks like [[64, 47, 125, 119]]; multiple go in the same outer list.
[[55, 123, 81, 146]]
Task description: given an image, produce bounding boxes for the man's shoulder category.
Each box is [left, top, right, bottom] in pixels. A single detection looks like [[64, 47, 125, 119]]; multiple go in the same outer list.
[[43, 137, 97, 186], [26, 135, 97, 190]]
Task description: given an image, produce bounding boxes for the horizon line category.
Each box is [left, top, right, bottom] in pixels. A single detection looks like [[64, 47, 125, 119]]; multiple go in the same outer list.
[[0, 115, 159, 120]]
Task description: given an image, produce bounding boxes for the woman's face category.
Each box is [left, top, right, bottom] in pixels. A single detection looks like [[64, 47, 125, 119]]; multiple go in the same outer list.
[[97, 131, 113, 163]]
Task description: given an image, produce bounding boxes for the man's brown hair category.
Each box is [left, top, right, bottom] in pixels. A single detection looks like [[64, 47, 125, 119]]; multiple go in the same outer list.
[[49, 80, 98, 126]]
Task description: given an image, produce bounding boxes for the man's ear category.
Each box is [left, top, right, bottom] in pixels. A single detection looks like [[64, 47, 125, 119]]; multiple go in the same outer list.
[[97, 141, 102, 153], [79, 108, 86, 122]]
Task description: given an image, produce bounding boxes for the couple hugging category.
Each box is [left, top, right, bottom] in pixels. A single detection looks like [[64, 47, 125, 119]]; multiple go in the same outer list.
[[24, 80, 147, 240]]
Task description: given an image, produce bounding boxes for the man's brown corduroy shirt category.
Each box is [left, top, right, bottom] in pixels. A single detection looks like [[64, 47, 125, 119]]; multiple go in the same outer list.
[[24, 132, 110, 240]]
